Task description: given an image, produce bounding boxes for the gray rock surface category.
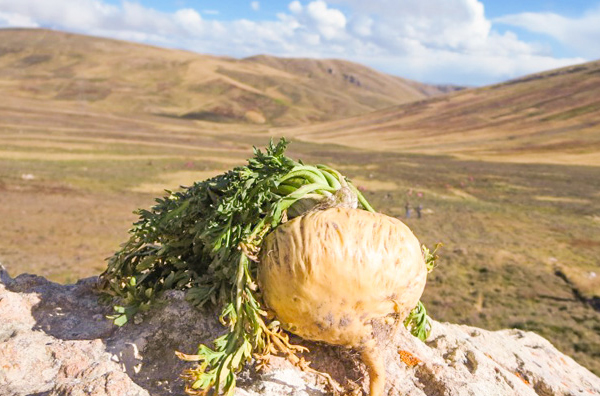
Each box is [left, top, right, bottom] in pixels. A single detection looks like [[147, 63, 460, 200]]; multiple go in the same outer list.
[[1, 265, 599, 396]]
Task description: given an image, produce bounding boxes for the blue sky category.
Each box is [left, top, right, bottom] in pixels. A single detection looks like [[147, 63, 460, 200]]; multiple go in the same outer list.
[[1, 0, 599, 85]]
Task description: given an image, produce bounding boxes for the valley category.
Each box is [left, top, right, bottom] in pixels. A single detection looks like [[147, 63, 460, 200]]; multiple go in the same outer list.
[[1, 28, 599, 376]]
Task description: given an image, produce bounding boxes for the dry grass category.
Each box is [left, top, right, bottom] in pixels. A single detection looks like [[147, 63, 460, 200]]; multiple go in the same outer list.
[[534, 196, 591, 204], [0, 151, 192, 161], [1, 133, 249, 153], [348, 177, 399, 191], [130, 170, 229, 194], [0, 28, 599, 377], [556, 264, 600, 301], [0, 28, 451, 126], [277, 61, 600, 166], [0, 96, 256, 279], [2, 95, 600, 376], [0, 186, 147, 282], [2, 140, 99, 151], [457, 152, 600, 167]]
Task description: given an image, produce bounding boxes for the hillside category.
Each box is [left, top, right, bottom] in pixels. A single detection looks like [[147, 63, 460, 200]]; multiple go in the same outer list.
[[1, 27, 600, 380], [278, 60, 600, 165], [0, 28, 453, 126]]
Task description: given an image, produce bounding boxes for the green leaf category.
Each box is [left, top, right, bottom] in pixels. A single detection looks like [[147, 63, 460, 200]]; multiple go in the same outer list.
[[113, 314, 128, 327], [136, 255, 156, 271], [404, 301, 432, 341], [215, 354, 233, 393], [224, 372, 236, 396], [231, 339, 250, 368]]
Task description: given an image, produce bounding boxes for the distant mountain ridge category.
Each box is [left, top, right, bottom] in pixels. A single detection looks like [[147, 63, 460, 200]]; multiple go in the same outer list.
[[278, 59, 600, 165], [0, 28, 457, 126]]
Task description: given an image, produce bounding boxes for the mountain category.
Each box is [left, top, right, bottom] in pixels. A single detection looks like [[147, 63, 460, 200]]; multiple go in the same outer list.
[[0, 28, 454, 126], [278, 60, 600, 165], [1, 28, 600, 382]]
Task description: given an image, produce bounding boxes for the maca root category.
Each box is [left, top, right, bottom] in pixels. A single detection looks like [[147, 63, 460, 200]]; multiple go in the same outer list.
[[361, 340, 385, 396]]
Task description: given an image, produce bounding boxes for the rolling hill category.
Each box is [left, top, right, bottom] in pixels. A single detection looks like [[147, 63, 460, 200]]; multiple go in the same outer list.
[[0, 28, 456, 126], [0, 27, 599, 377], [278, 60, 600, 165]]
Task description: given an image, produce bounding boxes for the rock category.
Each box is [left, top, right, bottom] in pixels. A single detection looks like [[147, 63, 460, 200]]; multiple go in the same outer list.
[[1, 265, 600, 396]]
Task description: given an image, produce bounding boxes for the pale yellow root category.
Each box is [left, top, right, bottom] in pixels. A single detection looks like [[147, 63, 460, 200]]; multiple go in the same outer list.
[[265, 329, 344, 395], [361, 340, 385, 396]]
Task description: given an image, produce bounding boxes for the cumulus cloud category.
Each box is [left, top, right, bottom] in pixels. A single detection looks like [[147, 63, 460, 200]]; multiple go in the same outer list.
[[175, 8, 203, 35], [0, 11, 38, 27], [329, 0, 491, 50], [288, 1, 302, 14], [361, 49, 585, 86], [288, 0, 346, 40], [0, 0, 589, 85], [495, 7, 600, 58]]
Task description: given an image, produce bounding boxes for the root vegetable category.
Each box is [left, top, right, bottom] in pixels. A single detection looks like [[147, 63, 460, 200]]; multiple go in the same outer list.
[[100, 139, 435, 396], [259, 207, 427, 396]]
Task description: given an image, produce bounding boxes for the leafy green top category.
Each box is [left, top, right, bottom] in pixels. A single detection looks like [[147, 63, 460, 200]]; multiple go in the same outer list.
[[99, 139, 434, 395]]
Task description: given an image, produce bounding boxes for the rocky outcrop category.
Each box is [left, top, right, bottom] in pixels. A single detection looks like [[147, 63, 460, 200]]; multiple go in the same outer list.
[[1, 265, 599, 396]]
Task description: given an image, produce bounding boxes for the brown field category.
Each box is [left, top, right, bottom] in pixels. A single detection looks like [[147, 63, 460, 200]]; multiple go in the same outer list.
[[0, 28, 454, 127], [1, 29, 599, 376], [278, 60, 600, 166]]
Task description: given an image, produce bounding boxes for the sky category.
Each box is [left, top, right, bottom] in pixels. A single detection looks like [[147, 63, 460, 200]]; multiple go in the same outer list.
[[0, 0, 599, 86]]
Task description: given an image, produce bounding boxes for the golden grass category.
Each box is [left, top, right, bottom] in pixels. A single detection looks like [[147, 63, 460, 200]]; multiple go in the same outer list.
[[448, 188, 478, 201], [456, 152, 600, 167], [331, 163, 379, 171], [0, 133, 248, 153], [1, 140, 99, 151], [276, 61, 600, 167], [0, 151, 186, 161], [0, 29, 599, 379], [0, 28, 445, 127], [0, 188, 145, 282], [348, 177, 399, 191], [130, 170, 229, 194], [535, 196, 591, 204], [556, 264, 600, 300]]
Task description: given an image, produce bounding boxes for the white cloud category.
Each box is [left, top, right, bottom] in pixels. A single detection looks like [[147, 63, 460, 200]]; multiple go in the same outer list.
[[175, 8, 203, 35], [0, 0, 590, 85], [495, 8, 600, 58], [348, 15, 372, 37], [288, 0, 346, 40], [329, 0, 491, 50], [0, 11, 38, 27], [251, 1, 260, 11], [288, 1, 302, 14], [362, 49, 585, 86]]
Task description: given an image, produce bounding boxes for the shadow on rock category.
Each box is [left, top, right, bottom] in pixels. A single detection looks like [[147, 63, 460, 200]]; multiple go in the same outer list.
[[3, 265, 600, 396], [2, 271, 115, 340]]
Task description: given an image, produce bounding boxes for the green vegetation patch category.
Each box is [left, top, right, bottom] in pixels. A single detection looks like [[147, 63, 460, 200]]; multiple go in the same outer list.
[[542, 102, 600, 121]]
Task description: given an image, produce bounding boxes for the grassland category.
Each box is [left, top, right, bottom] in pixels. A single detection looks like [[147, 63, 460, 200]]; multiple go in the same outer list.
[[1, 29, 599, 378], [3, 96, 598, 374], [0, 28, 454, 127], [279, 60, 600, 166]]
